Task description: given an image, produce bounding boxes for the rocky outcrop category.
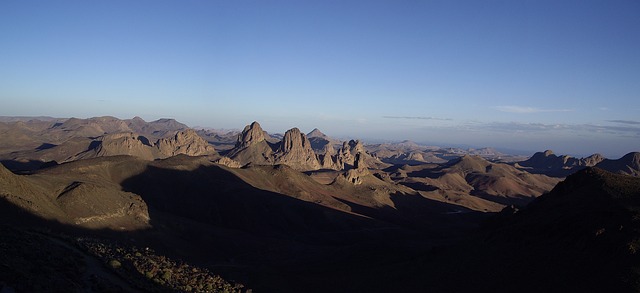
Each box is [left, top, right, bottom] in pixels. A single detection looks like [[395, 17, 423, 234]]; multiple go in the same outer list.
[[319, 144, 342, 170], [337, 140, 388, 169], [274, 128, 321, 171], [235, 121, 266, 149], [93, 132, 155, 160], [344, 152, 369, 185], [213, 156, 242, 168], [156, 129, 216, 158], [226, 122, 274, 166]]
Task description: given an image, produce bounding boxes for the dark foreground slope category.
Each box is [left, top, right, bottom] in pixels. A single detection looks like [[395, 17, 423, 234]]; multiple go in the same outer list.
[[0, 156, 485, 292], [411, 167, 640, 292], [6, 152, 639, 292]]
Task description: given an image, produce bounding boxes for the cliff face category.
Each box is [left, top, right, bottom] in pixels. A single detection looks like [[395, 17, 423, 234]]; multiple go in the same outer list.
[[273, 128, 321, 171], [226, 122, 274, 167], [235, 121, 266, 149], [320, 144, 342, 170]]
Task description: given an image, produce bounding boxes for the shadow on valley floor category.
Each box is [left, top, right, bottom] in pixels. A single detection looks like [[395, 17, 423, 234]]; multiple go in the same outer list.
[[332, 192, 487, 237], [470, 190, 534, 207], [119, 163, 451, 292], [0, 159, 58, 174]]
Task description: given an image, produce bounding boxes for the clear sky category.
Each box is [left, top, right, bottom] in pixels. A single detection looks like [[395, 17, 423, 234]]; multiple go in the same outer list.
[[1, 0, 639, 157]]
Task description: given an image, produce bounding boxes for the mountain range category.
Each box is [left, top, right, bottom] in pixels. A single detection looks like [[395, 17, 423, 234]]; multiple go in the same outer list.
[[1, 115, 639, 292]]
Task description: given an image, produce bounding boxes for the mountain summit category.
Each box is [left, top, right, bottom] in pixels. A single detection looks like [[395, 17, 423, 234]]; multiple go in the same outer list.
[[307, 128, 328, 139], [274, 128, 321, 171]]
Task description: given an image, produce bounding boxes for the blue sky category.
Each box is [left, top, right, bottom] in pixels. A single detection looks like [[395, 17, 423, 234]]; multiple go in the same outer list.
[[1, 0, 639, 157]]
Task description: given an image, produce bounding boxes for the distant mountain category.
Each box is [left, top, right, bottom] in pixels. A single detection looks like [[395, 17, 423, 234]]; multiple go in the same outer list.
[[307, 128, 328, 139], [516, 149, 605, 177], [125, 116, 188, 137], [307, 128, 341, 153], [0, 117, 216, 171], [596, 152, 640, 176]]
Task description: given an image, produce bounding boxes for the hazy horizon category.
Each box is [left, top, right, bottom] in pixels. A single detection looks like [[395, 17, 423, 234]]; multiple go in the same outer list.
[[1, 1, 639, 158]]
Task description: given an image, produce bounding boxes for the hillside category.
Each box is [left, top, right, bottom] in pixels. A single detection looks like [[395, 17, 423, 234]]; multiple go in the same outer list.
[[392, 155, 560, 211], [411, 167, 640, 292]]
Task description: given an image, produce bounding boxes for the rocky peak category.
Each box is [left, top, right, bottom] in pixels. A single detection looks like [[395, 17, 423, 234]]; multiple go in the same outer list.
[[273, 128, 320, 171], [236, 121, 265, 149], [344, 152, 369, 185], [583, 153, 605, 166], [156, 129, 216, 158], [278, 128, 309, 153], [307, 128, 328, 139], [320, 144, 342, 170]]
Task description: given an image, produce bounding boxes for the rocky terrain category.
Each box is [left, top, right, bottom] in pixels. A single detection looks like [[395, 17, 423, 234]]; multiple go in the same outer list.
[[1, 115, 639, 292]]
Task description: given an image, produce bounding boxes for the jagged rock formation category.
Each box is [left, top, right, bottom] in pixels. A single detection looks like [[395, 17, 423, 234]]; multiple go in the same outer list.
[[227, 123, 325, 171], [338, 140, 359, 167], [337, 140, 388, 169], [71, 130, 215, 161], [319, 143, 342, 170], [344, 152, 369, 185], [516, 150, 605, 177], [226, 121, 274, 166], [225, 129, 391, 171], [596, 152, 640, 176], [273, 128, 321, 171], [156, 129, 216, 158], [235, 121, 266, 149]]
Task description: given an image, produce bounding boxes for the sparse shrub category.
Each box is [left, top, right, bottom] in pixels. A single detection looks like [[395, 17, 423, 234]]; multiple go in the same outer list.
[[108, 259, 121, 269], [162, 270, 172, 282]]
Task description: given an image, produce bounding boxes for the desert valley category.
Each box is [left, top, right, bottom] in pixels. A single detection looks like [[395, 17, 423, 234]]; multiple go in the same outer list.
[[1, 116, 639, 292]]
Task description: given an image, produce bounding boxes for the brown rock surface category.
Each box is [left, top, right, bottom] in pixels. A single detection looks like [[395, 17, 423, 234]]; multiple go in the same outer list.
[[274, 128, 321, 171], [156, 129, 216, 158]]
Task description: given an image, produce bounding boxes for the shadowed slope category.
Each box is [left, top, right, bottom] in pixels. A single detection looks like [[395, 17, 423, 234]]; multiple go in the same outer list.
[[596, 152, 640, 176], [412, 167, 640, 292]]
